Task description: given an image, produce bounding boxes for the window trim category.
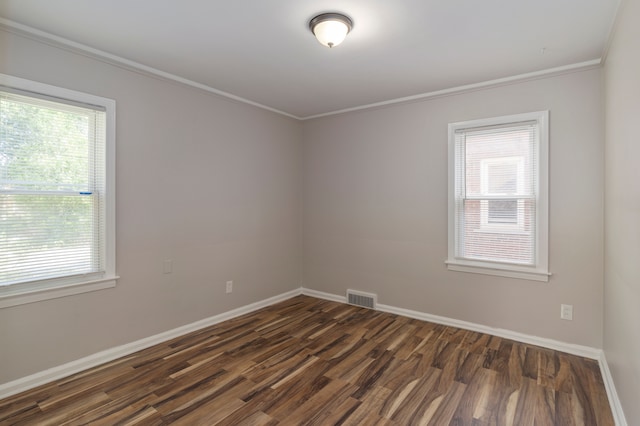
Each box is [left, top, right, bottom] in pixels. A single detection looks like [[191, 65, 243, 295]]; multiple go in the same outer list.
[[446, 111, 550, 282], [0, 73, 118, 308]]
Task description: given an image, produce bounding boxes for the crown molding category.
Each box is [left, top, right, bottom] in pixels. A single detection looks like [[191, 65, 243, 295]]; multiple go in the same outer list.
[[302, 59, 602, 120], [0, 18, 299, 120], [1, 17, 602, 121]]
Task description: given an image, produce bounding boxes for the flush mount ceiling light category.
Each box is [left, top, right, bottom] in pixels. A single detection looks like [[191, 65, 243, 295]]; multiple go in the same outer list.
[[309, 13, 353, 48]]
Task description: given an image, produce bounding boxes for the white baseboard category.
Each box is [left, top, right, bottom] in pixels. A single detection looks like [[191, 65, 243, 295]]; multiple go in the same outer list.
[[598, 352, 628, 426], [303, 287, 601, 358], [377, 303, 603, 359], [0, 285, 627, 425], [0, 288, 302, 400], [302, 287, 629, 424], [301, 287, 347, 303]]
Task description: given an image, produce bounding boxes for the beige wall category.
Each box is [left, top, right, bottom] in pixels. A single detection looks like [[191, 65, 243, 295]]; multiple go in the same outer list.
[[303, 69, 604, 347], [604, 0, 640, 422], [0, 25, 612, 394], [0, 30, 302, 384]]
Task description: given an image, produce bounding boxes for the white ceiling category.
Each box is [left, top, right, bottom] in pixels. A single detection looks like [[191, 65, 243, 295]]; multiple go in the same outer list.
[[0, 0, 620, 119]]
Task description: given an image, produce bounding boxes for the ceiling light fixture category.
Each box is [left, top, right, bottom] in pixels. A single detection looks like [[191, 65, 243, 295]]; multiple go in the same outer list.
[[309, 13, 353, 48]]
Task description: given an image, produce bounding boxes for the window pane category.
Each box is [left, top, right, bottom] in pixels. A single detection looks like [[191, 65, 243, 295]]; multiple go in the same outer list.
[[488, 200, 517, 223], [454, 122, 537, 265], [0, 194, 100, 285], [0, 89, 105, 287], [460, 199, 535, 264], [448, 111, 548, 280], [465, 127, 533, 197], [487, 163, 517, 194], [1, 94, 91, 192]]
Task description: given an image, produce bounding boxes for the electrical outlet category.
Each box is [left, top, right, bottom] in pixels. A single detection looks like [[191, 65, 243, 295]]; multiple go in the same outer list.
[[561, 304, 573, 320], [226, 280, 233, 294], [163, 259, 173, 274]]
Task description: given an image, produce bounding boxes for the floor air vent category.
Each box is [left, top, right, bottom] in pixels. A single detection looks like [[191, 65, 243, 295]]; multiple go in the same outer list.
[[347, 290, 377, 309]]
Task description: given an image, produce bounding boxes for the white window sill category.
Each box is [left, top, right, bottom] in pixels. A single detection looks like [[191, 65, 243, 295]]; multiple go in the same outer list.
[[445, 259, 550, 282], [0, 276, 119, 308]]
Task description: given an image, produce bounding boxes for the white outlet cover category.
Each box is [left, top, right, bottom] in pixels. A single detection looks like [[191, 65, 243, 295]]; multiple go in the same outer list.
[[561, 304, 573, 320]]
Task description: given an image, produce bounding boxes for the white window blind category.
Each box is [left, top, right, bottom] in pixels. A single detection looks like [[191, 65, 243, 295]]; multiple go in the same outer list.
[[0, 89, 106, 286], [447, 111, 549, 282], [456, 123, 536, 264]]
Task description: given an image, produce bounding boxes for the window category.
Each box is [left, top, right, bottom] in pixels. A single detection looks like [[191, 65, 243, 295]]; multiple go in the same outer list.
[[0, 74, 117, 307], [446, 111, 549, 281], [480, 156, 524, 230]]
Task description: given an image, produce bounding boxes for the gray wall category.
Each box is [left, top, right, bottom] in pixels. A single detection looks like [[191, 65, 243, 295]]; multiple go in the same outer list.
[[0, 30, 302, 384], [604, 0, 640, 422], [0, 25, 612, 394], [303, 69, 604, 348]]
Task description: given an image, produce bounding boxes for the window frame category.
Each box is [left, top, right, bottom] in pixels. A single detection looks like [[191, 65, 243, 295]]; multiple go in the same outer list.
[[446, 111, 550, 282], [0, 73, 117, 308]]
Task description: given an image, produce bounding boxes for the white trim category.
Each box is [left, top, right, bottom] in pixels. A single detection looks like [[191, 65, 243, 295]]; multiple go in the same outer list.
[[301, 287, 347, 303], [0, 286, 626, 423], [0, 73, 118, 307], [0, 276, 118, 308], [0, 18, 298, 120], [304, 287, 631, 422], [0, 73, 114, 111], [0, 288, 302, 400], [447, 111, 549, 282], [376, 302, 600, 359], [0, 18, 601, 121], [382, 301, 626, 424], [302, 61, 601, 120], [445, 261, 551, 282], [0, 285, 626, 424], [599, 352, 629, 426], [301, 287, 599, 358]]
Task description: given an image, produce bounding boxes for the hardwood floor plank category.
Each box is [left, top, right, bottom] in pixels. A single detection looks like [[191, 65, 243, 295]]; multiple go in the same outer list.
[[377, 354, 421, 390], [224, 410, 278, 426], [17, 391, 111, 426], [523, 347, 540, 380], [82, 404, 163, 426], [0, 401, 41, 426], [388, 367, 442, 424], [512, 377, 538, 426], [426, 381, 466, 425], [450, 365, 493, 423], [555, 390, 578, 426], [0, 295, 615, 425], [508, 342, 526, 389], [277, 378, 356, 424], [470, 367, 498, 422], [341, 385, 392, 425], [533, 379, 556, 426], [350, 350, 395, 400], [169, 396, 245, 425], [258, 373, 331, 420]]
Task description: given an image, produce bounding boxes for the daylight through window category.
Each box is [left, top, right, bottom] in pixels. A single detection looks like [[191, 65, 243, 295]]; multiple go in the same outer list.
[[447, 111, 549, 281], [0, 75, 116, 306]]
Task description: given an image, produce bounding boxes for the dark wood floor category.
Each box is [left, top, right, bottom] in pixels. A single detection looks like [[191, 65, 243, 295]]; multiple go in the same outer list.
[[0, 295, 614, 425]]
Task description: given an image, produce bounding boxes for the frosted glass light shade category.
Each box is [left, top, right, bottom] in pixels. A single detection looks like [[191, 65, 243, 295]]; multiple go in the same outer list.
[[309, 13, 353, 48]]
